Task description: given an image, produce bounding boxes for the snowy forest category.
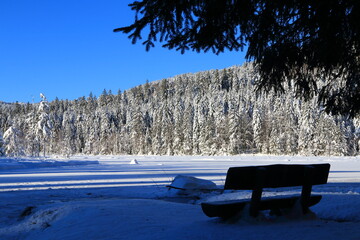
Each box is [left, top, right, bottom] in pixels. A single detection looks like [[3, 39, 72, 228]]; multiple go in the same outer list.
[[1, 63, 360, 157]]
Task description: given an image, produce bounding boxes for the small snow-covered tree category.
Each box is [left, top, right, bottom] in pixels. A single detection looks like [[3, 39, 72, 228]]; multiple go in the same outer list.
[[25, 109, 41, 157], [61, 110, 77, 157], [314, 114, 348, 156], [252, 103, 271, 154], [252, 107, 262, 153], [0, 130, 5, 156], [182, 103, 194, 155], [38, 93, 53, 157], [298, 101, 318, 155], [3, 126, 24, 157]]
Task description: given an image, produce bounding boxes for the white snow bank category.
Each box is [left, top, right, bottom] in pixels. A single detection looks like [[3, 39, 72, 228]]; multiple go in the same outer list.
[[0, 158, 99, 170], [167, 175, 219, 197], [313, 193, 360, 222]]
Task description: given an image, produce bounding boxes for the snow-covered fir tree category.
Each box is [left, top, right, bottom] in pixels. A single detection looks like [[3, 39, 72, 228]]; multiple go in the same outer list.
[[37, 93, 53, 157], [23, 107, 37, 156], [0, 129, 4, 156], [3, 125, 24, 157]]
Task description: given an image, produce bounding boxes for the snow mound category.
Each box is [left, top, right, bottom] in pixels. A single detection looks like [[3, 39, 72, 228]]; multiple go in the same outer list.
[[0, 205, 71, 239], [129, 159, 139, 165], [167, 175, 218, 197]]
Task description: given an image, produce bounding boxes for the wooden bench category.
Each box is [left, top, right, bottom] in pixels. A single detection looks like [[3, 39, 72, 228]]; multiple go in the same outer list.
[[201, 164, 330, 219]]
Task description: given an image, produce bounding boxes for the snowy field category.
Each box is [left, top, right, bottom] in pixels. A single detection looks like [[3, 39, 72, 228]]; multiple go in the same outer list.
[[0, 155, 359, 240]]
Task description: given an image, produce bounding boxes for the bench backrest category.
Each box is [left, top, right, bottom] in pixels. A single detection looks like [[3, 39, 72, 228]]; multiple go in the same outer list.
[[224, 164, 330, 190]]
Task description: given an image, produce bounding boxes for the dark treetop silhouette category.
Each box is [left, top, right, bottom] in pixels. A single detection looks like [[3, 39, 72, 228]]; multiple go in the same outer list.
[[115, 0, 360, 117]]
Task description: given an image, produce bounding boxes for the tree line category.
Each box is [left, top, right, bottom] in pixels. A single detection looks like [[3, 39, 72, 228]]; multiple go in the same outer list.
[[1, 63, 359, 157]]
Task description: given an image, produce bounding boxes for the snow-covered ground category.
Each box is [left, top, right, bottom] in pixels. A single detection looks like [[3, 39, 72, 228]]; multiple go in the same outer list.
[[0, 155, 359, 240]]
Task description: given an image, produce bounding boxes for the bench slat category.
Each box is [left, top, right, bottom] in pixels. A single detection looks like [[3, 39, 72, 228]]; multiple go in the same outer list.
[[201, 195, 322, 219]]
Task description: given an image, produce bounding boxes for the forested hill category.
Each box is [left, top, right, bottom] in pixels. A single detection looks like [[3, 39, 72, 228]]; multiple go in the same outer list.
[[1, 63, 360, 157]]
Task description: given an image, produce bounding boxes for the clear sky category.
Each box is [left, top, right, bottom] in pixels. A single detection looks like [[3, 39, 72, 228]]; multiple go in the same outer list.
[[1, 0, 246, 103]]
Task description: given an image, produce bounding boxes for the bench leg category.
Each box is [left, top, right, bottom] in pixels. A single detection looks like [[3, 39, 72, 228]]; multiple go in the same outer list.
[[249, 187, 263, 217], [301, 166, 314, 214], [249, 167, 266, 217]]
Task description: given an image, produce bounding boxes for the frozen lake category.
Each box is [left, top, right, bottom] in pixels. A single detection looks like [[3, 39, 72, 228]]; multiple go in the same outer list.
[[0, 155, 359, 239]]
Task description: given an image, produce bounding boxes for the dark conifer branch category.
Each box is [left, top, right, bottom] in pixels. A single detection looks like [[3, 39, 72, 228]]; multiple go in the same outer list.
[[115, 0, 360, 116]]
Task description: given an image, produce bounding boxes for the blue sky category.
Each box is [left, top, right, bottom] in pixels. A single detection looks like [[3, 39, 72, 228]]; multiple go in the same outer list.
[[1, 0, 246, 103]]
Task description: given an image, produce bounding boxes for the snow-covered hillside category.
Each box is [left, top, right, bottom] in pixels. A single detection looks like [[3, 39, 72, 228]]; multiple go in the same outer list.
[[0, 155, 359, 239], [2, 64, 360, 157]]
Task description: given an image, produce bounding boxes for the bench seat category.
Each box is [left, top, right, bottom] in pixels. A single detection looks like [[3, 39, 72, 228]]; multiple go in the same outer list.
[[202, 195, 322, 219]]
